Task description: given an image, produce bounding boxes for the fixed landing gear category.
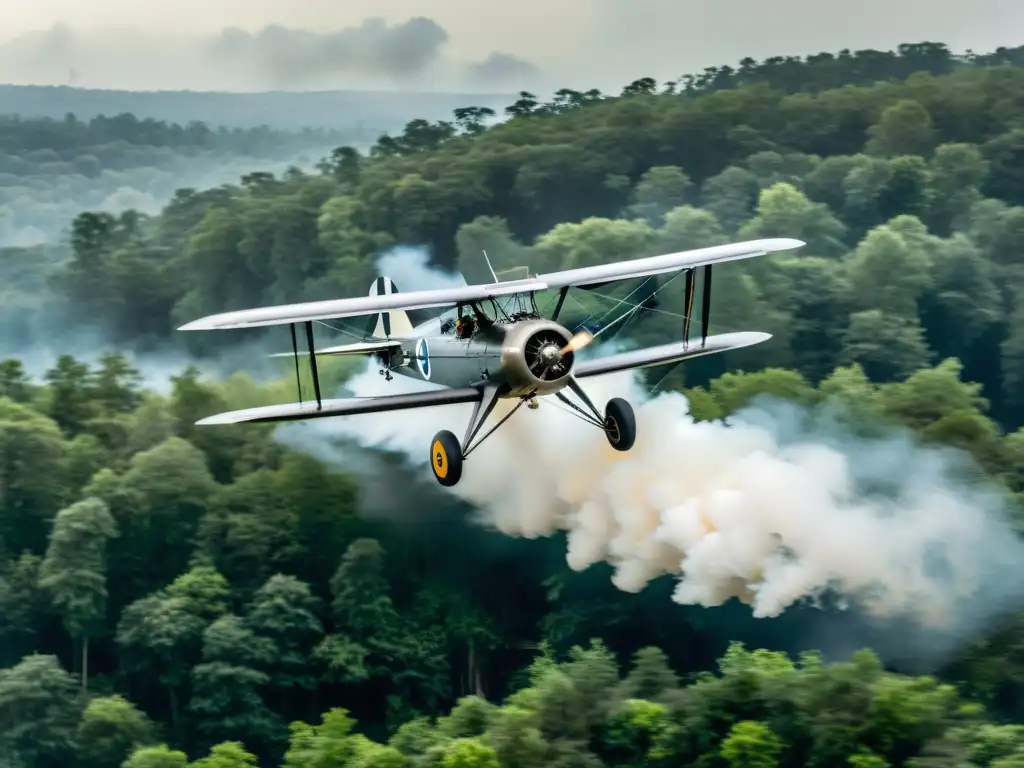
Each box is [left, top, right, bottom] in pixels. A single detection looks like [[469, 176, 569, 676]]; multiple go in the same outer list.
[[428, 381, 639, 488], [429, 382, 508, 488]]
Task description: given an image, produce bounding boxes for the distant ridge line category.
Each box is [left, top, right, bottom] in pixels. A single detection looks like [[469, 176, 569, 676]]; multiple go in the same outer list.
[[0, 83, 518, 131], [0, 82, 518, 98]]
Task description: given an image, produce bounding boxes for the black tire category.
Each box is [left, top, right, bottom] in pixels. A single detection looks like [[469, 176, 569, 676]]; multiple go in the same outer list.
[[604, 397, 636, 451], [429, 429, 463, 486]]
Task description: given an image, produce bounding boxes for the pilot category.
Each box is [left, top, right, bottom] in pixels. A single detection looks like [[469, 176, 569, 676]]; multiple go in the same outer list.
[[456, 314, 476, 339]]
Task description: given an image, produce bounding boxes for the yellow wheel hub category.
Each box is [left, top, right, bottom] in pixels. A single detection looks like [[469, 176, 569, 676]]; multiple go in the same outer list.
[[431, 439, 449, 479]]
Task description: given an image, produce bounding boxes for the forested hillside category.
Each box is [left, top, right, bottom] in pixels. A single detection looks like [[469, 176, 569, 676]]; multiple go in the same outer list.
[[2, 40, 1024, 768], [41, 40, 1024, 420]]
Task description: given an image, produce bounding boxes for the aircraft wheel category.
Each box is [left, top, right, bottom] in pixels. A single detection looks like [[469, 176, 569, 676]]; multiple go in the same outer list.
[[604, 397, 636, 452], [429, 430, 463, 486]]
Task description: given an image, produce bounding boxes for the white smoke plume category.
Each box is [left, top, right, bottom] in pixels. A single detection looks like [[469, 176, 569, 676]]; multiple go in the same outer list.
[[375, 246, 468, 292], [273, 246, 1024, 643]]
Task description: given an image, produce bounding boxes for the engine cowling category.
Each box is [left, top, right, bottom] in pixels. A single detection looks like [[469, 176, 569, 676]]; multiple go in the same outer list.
[[498, 319, 576, 396]]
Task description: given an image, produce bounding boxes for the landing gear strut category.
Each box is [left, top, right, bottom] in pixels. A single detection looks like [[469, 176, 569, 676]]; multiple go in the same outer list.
[[553, 378, 637, 453], [430, 383, 520, 488]]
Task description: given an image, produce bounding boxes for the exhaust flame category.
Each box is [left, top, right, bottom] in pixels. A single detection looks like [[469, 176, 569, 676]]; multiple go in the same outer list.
[[559, 330, 594, 356]]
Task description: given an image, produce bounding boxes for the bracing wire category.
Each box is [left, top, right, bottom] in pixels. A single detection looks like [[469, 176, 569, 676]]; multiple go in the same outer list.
[[567, 269, 702, 397], [305, 268, 702, 398], [538, 394, 606, 427]]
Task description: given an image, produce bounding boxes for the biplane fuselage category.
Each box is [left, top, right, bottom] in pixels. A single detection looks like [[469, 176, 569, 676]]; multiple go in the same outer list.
[[364, 309, 584, 398], [384, 317, 529, 393], [179, 237, 807, 487], [375, 311, 500, 388]]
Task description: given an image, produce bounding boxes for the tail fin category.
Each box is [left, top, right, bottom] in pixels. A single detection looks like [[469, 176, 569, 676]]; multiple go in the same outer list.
[[366, 277, 415, 339]]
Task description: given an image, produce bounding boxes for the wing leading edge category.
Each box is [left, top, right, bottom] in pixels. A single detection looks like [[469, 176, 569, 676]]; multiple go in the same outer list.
[[179, 280, 546, 331], [178, 239, 804, 332], [538, 239, 802, 289], [196, 386, 485, 425]]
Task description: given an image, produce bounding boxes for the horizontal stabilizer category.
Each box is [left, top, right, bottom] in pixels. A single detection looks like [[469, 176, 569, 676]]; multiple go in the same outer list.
[[196, 386, 484, 426], [574, 331, 771, 378], [268, 341, 401, 358]]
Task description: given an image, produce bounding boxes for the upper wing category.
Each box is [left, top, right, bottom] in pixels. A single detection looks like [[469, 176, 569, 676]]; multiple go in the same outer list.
[[178, 238, 804, 332], [574, 331, 770, 378], [179, 279, 546, 331], [195, 386, 484, 425], [538, 238, 804, 289]]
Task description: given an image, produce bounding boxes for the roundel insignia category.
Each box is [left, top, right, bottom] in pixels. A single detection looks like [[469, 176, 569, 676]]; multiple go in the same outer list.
[[415, 337, 431, 380]]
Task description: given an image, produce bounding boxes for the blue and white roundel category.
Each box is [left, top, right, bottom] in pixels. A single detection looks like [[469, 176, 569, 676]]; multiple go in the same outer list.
[[415, 337, 431, 380]]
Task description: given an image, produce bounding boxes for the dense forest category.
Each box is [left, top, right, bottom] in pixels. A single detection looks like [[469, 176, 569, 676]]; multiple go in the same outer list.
[[3, 39, 1024, 768]]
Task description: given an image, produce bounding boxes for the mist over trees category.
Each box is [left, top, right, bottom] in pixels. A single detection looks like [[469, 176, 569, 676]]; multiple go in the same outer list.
[[0, 86, 514, 250], [0, 112, 374, 249], [0, 83, 515, 130], [2, 38, 1024, 767]]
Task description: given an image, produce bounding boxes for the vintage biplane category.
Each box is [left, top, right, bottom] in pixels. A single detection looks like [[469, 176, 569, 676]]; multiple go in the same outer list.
[[178, 238, 804, 486]]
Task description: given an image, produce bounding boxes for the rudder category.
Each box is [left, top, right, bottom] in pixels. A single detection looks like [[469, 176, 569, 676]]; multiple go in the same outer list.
[[366, 277, 415, 338]]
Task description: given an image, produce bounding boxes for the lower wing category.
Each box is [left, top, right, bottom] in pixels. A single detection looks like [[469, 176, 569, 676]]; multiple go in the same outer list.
[[196, 386, 484, 425], [573, 331, 770, 378]]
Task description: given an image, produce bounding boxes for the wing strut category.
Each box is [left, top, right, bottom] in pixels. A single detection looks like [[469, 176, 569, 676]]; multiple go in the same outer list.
[[304, 321, 323, 410], [289, 323, 303, 403], [701, 265, 713, 348], [551, 287, 569, 322], [682, 269, 695, 345]]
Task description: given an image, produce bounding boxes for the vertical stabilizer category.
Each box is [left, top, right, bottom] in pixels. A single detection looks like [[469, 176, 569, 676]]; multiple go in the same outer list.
[[366, 277, 416, 339]]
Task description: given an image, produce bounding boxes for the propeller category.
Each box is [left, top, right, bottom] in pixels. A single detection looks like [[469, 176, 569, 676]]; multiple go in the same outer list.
[[530, 329, 595, 380]]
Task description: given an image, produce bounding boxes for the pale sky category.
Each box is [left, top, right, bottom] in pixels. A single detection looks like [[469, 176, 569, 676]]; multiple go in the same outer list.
[[0, 0, 1021, 92]]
